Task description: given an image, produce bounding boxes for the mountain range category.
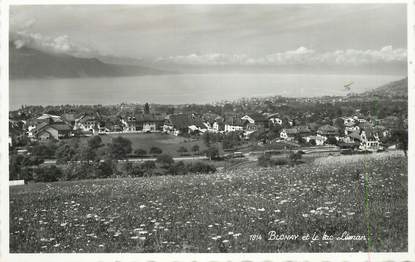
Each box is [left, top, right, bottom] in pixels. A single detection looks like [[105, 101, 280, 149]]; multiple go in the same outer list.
[[9, 42, 168, 79], [10, 42, 407, 79]]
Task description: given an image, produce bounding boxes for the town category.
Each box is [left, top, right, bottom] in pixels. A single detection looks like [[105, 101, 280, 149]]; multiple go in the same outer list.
[[9, 86, 408, 183]]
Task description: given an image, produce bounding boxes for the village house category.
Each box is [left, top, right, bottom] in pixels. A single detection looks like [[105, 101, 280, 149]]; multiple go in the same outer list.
[[342, 117, 356, 127], [74, 115, 101, 134], [32, 122, 73, 141], [163, 113, 205, 135], [280, 128, 298, 140], [294, 125, 312, 136], [212, 119, 224, 133], [317, 124, 339, 137], [224, 116, 244, 132], [303, 134, 327, 146], [344, 125, 360, 135], [27, 114, 67, 137], [269, 116, 283, 126], [346, 129, 381, 152], [122, 113, 165, 132]]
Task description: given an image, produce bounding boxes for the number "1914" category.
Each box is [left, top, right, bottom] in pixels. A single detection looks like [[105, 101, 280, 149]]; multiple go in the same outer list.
[[249, 234, 262, 241]]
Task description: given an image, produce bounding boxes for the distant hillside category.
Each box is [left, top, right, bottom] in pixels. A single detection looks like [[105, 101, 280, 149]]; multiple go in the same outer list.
[[9, 42, 168, 79], [360, 78, 407, 98]]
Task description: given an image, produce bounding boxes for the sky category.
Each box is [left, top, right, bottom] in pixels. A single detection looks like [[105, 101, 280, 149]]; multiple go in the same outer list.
[[9, 4, 407, 72]]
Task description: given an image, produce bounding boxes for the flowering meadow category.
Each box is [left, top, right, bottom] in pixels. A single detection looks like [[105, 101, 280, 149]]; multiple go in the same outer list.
[[10, 151, 407, 252]]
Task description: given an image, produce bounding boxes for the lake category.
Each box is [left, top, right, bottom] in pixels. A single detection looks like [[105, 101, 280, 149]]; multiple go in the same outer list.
[[9, 74, 404, 110]]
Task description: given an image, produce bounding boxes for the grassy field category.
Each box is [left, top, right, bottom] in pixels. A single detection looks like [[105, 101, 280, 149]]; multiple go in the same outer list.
[[10, 151, 407, 253], [74, 133, 217, 157]]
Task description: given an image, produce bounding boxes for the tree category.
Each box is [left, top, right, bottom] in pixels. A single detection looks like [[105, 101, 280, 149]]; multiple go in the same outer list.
[[30, 142, 57, 159], [223, 132, 241, 149], [177, 146, 188, 156], [76, 144, 97, 162], [149, 146, 162, 156], [288, 151, 302, 165], [326, 136, 338, 145], [187, 161, 216, 173], [202, 132, 212, 147], [88, 135, 103, 149], [156, 154, 174, 168], [204, 146, 219, 160], [191, 145, 200, 155], [144, 102, 150, 114], [134, 148, 147, 157], [141, 161, 156, 176], [55, 143, 76, 164], [95, 160, 114, 178], [390, 129, 408, 157], [33, 165, 62, 182], [257, 153, 271, 167], [168, 161, 187, 176], [108, 136, 132, 160]]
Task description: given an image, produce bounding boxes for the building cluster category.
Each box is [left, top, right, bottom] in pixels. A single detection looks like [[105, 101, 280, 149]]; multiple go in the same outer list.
[[9, 105, 404, 152]]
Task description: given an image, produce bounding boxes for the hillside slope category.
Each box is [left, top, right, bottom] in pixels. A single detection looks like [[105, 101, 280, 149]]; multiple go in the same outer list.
[[360, 77, 407, 98]]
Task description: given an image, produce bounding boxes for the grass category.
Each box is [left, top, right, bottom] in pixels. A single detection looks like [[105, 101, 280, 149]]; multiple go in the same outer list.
[[72, 133, 214, 157], [9, 151, 407, 253]]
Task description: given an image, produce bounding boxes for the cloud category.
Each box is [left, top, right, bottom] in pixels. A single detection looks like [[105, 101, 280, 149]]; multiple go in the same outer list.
[[155, 46, 407, 67], [10, 30, 99, 58]]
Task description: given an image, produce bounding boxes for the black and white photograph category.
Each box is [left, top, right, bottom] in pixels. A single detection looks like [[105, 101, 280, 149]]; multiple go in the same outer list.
[[2, 1, 414, 260]]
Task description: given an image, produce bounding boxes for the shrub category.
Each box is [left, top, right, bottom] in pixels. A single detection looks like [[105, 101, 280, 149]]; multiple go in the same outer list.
[[149, 147, 163, 156], [177, 146, 188, 156], [288, 151, 303, 165], [95, 160, 114, 178], [30, 142, 57, 159], [187, 162, 216, 174], [63, 162, 95, 181], [273, 158, 288, 166], [191, 145, 200, 154], [258, 154, 271, 167], [108, 136, 132, 159], [55, 143, 76, 164], [156, 154, 174, 168], [134, 148, 147, 157], [167, 161, 187, 176], [204, 146, 220, 160], [32, 165, 62, 183], [141, 161, 156, 172]]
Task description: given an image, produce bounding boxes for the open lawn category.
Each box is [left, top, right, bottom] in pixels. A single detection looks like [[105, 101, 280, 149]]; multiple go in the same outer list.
[[10, 151, 407, 252], [73, 133, 218, 157]]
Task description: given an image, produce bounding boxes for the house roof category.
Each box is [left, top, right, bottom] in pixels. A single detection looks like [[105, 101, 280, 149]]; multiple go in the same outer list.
[[348, 131, 361, 140], [135, 113, 165, 122], [283, 128, 298, 135], [50, 123, 73, 131], [358, 122, 373, 130], [62, 113, 76, 122], [318, 124, 339, 133], [168, 114, 195, 129], [248, 113, 268, 122], [33, 123, 72, 135], [224, 116, 245, 126], [295, 125, 311, 133], [78, 115, 97, 123]]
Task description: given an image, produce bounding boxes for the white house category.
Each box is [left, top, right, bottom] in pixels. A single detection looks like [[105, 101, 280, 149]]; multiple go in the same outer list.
[[241, 115, 255, 124], [280, 128, 298, 140], [269, 117, 283, 125], [224, 124, 243, 132], [342, 117, 355, 127], [344, 125, 360, 135]]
